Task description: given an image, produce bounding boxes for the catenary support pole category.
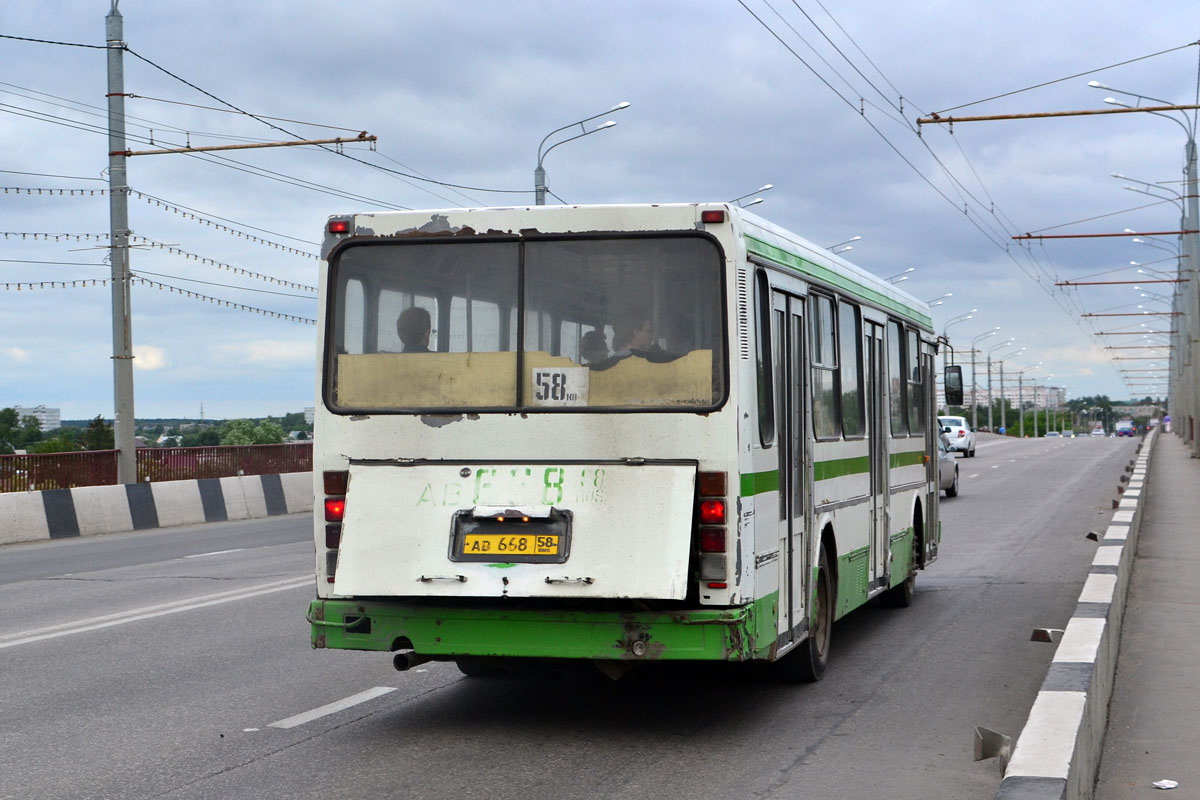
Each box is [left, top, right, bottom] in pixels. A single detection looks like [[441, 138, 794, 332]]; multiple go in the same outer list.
[[107, 2, 136, 484]]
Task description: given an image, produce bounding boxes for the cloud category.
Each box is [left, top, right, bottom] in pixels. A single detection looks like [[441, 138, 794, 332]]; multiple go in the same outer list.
[[133, 345, 169, 371], [214, 339, 315, 369], [2, 347, 29, 362]]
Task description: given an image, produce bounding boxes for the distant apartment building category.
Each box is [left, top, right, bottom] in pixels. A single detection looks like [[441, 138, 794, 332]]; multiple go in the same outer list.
[[13, 404, 61, 432], [305, 407, 315, 425], [938, 383, 1066, 411]]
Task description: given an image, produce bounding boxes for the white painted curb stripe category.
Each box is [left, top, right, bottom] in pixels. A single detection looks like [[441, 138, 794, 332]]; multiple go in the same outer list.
[[1079, 573, 1117, 605], [269, 686, 396, 729], [1005, 691, 1088, 779], [1053, 617, 1106, 663]]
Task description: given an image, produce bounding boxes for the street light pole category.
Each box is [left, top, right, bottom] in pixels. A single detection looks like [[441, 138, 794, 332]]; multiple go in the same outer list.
[[970, 328, 1000, 432], [941, 310, 976, 413], [986, 338, 1015, 433], [534, 102, 629, 205]]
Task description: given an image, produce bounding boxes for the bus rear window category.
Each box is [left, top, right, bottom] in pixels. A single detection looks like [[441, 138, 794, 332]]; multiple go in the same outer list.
[[325, 235, 725, 412]]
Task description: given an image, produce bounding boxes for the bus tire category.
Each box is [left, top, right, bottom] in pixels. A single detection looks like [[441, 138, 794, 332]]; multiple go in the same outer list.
[[780, 544, 833, 682]]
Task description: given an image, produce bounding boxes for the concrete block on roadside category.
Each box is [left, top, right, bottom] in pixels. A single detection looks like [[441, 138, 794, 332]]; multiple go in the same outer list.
[[150, 479, 206, 529], [72, 484, 134, 536], [219, 476, 250, 520], [280, 471, 314, 514], [240, 475, 268, 519], [0, 491, 50, 545]]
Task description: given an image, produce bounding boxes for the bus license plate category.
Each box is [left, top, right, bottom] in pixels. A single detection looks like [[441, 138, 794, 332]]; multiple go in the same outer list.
[[460, 533, 560, 557], [450, 508, 572, 563]]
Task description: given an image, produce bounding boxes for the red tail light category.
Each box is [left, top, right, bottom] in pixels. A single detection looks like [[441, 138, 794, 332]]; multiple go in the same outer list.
[[957, 430, 965, 438], [697, 471, 728, 586], [324, 497, 346, 522], [699, 499, 726, 524]]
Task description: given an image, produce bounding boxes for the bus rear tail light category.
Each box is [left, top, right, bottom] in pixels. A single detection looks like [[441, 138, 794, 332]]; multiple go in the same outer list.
[[323, 470, 349, 583], [324, 497, 346, 522], [699, 499, 725, 524], [696, 471, 728, 586]]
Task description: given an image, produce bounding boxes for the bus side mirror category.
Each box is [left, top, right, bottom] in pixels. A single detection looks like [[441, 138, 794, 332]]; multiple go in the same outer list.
[[944, 365, 964, 406]]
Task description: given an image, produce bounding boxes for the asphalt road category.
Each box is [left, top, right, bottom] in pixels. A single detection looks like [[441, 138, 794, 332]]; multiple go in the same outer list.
[[0, 435, 1138, 800]]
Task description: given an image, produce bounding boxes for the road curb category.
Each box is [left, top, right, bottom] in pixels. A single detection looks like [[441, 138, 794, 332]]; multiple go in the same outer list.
[[0, 472, 314, 545], [995, 431, 1155, 800]]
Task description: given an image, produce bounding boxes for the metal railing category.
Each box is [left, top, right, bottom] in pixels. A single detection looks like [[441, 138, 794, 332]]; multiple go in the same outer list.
[[0, 443, 312, 493]]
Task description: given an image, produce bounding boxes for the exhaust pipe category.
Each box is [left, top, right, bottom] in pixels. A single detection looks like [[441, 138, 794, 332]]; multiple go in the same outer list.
[[393, 651, 433, 672]]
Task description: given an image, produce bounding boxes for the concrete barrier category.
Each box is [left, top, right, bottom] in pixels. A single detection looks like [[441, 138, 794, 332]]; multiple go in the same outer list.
[[995, 431, 1155, 800], [0, 472, 314, 546]]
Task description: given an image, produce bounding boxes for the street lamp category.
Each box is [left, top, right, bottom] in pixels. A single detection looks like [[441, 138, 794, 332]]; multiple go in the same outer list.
[[833, 245, 854, 255], [939, 309, 976, 413], [731, 183, 773, 208], [827, 235, 861, 250], [927, 292, 953, 305], [534, 101, 630, 205], [886, 267, 914, 284], [995, 345, 1026, 434], [970, 327, 1000, 431], [1013, 362, 1042, 438], [986, 337, 1017, 433]]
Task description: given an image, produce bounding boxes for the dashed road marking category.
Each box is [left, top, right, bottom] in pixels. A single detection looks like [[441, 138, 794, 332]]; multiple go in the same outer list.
[[268, 686, 397, 729]]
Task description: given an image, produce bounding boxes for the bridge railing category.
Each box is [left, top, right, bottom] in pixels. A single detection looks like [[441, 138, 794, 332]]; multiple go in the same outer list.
[[0, 443, 312, 493]]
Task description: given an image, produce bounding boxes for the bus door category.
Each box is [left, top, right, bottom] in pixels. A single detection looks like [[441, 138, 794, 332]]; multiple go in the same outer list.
[[922, 347, 939, 563], [864, 321, 890, 583], [771, 290, 808, 646]]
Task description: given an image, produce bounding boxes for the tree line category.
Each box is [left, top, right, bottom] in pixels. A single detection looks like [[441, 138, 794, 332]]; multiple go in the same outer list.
[[1, 408, 309, 455]]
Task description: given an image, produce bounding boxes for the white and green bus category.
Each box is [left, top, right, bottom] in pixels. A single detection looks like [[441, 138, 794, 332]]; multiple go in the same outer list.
[[308, 203, 960, 680]]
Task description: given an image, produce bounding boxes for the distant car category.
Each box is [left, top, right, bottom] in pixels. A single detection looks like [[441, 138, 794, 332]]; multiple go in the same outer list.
[[1062, 430, 1075, 438], [937, 415, 976, 457], [1090, 429, 1105, 437], [1045, 431, 1060, 438], [937, 435, 959, 497]]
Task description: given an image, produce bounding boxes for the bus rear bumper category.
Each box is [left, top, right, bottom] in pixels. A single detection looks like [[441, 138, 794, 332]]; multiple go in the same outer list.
[[308, 598, 771, 662]]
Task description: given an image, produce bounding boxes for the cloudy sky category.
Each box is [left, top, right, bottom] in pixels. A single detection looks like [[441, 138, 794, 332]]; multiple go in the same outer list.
[[2, 1, 1196, 419]]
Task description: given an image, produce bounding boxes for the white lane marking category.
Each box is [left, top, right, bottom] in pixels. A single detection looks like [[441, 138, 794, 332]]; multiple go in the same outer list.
[[968, 474, 979, 478], [183, 549, 245, 559], [268, 686, 396, 729], [0, 575, 310, 650], [991, 465, 1000, 469]]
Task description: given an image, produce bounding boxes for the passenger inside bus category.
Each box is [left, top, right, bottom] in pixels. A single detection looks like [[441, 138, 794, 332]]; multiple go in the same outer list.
[[396, 306, 432, 353], [608, 307, 679, 365], [579, 329, 611, 366]]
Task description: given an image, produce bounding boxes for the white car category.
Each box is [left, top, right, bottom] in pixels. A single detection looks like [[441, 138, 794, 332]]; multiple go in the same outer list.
[[1090, 429, 1106, 437], [937, 415, 976, 457]]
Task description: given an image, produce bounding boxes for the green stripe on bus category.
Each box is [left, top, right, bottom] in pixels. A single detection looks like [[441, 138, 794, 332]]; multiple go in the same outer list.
[[814, 455, 870, 481], [746, 235, 933, 328], [889, 450, 925, 469], [740, 469, 780, 496]]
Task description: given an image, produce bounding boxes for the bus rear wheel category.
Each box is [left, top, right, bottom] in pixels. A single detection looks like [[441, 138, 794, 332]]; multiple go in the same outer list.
[[779, 544, 832, 682]]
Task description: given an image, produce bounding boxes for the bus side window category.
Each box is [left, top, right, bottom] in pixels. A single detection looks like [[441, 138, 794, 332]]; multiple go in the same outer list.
[[754, 269, 775, 447], [887, 319, 907, 436], [838, 300, 864, 437], [906, 328, 924, 434], [810, 293, 839, 440]]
